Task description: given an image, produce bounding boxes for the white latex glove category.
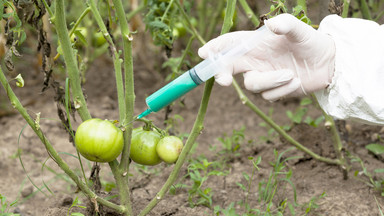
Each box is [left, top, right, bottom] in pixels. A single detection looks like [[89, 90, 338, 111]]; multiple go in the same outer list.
[[198, 13, 336, 101]]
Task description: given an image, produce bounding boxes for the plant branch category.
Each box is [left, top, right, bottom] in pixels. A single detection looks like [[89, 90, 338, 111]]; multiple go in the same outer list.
[[238, 0, 260, 28], [232, 81, 343, 166], [342, 0, 350, 18], [54, 7, 91, 61], [220, 0, 237, 34], [359, 0, 372, 20], [111, 0, 135, 166], [88, 0, 125, 121], [55, 0, 91, 121], [111, 0, 135, 214], [205, 0, 225, 39], [174, 0, 206, 44]]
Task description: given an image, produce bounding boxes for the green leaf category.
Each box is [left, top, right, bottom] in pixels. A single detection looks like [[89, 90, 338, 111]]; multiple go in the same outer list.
[[366, 143, 384, 155], [236, 182, 247, 191], [300, 97, 312, 106]]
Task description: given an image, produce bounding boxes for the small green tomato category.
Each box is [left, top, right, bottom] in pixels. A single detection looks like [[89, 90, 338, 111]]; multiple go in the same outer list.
[[75, 118, 124, 163], [156, 136, 183, 164], [130, 128, 162, 166]]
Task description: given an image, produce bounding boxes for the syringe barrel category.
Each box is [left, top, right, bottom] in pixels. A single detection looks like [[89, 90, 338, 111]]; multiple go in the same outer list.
[[145, 69, 200, 112]]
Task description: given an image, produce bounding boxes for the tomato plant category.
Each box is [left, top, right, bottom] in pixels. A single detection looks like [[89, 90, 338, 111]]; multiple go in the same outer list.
[[130, 127, 162, 166], [156, 136, 183, 164], [75, 118, 124, 163]]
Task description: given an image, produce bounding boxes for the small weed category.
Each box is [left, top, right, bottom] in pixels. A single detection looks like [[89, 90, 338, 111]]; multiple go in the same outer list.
[[0, 194, 19, 216], [299, 192, 326, 215], [67, 196, 86, 216], [173, 155, 229, 209], [216, 127, 246, 159], [351, 155, 384, 196], [214, 148, 311, 216], [236, 156, 261, 213], [285, 98, 324, 130]]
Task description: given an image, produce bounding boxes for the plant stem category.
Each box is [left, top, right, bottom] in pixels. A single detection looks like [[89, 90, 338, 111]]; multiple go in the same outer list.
[[322, 110, 348, 169], [68, 7, 91, 37], [54, 7, 91, 61], [359, 0, 372, 20], [232, 81, 342, 165], [175, 0, 206, 45], [88, 0, 116, 54], [55, 0, 91, 121], [112, 1, 135, 214], [221, 0, 237, 34], [205, 0, 225, 40], [0, 68, 125, 214], [198, 0, 208, 34], [342, 0, 350, 18], [112, 0, 135, 160], [238, 0, 260, 27], [41, 0, 54, 18], [113, 55, 126, 122], [88, 0, 126, 121], [88, 0, 133, 214], [176, 35, 195, 72], [126, 2, 146, 21]]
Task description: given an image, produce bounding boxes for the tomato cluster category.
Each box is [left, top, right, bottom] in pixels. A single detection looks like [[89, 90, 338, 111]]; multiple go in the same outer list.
[[130, 127, 183, 165], [74, 118, 183, 165]]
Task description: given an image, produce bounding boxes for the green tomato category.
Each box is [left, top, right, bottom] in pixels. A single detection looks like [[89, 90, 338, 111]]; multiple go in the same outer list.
[[156, 136, 183, 164], [75, 118, 124, 163], [93, 31, 107, 47], [172, 22, 186, 38], [130, 128, 162, 166]]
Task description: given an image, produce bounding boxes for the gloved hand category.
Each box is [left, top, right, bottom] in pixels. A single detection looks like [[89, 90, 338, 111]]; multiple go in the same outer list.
[[198, 13, 336, 101]]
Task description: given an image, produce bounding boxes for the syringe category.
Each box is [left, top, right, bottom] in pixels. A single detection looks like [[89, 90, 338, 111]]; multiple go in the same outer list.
[[137, 25, 272, 120]]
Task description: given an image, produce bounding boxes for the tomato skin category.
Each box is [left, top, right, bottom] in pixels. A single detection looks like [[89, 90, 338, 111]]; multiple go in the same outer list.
[[93, 31, 107, 47], [172, 22, 186, 38], [75, 118, 124, 163], [156, 136, 183, 164], [130, 128, 162, 166]]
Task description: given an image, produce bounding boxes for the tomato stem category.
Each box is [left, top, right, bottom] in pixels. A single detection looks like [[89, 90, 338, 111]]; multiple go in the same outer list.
[[55, 0, 91, 121]]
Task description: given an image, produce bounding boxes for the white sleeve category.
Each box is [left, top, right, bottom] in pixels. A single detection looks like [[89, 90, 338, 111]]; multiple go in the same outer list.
[[314, 15, 384, 125]]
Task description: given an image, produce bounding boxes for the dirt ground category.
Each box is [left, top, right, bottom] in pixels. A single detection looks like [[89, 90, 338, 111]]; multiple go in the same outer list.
[[1, 1, 384, 215]]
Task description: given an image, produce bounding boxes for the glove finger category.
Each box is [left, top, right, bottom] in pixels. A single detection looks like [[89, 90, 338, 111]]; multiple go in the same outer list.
[[265, 13, 313, 44], [198, 31, 255, 59], [261, 78, 302, 101], [214, 67, 234, 86], [243, 69, 294, 93]]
